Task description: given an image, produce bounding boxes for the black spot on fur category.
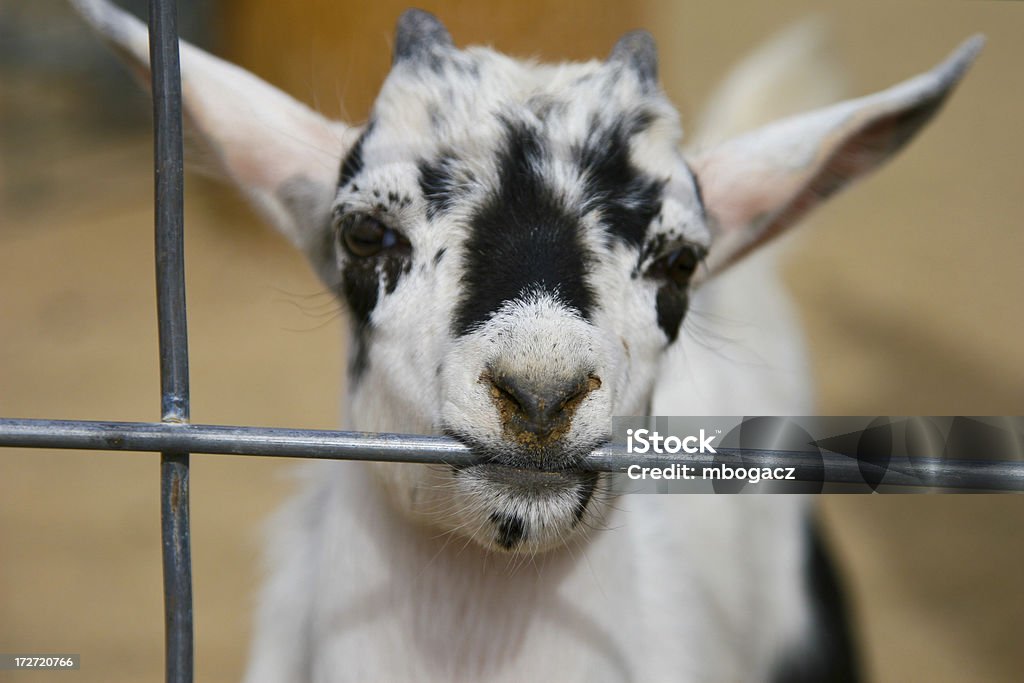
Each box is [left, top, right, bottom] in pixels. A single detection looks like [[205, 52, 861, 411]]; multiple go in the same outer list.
[[418, 153, 458, 219], [382, 256, 411, 295], [490, 512, 526, 550], [340, 261, 378, 383], [636, 233, 668, 275], [342, 257, 410, 381], [340, 248, 411, 318], [454, 119, 596, 336], [341, 262, 378, 327], [628, 108, 656, 135], [338, 124, 372, 189], [770, 518, 860, 683], [575, 115, 664, 249], [655, 286, 688, 343], [433, 247, 447, 265]]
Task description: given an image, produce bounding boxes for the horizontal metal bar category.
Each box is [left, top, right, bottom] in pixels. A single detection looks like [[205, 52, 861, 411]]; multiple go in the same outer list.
[[1, 418, 1022, 491]]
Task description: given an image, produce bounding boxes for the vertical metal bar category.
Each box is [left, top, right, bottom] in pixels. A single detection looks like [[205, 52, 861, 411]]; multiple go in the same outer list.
[[148, 1, 193, 682]]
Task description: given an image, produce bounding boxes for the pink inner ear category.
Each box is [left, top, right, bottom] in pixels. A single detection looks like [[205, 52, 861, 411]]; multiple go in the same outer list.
[[707, 93, 948, 273], [750, 99, 946, 261]]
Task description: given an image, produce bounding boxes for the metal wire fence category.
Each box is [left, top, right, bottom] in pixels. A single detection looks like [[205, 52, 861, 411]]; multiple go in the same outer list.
[[1, 2, 1021, 682]]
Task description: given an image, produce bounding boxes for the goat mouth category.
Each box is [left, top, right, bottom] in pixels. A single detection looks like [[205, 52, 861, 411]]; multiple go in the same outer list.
[[442, 431, 606, 543], [443, 428, 609, 475], [464, 464, 600, 522], [469, 462, 596, 489]]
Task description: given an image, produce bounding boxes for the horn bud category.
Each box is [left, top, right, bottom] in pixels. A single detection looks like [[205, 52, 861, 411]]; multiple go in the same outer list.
[[608, 30, 659, 87], [394, 8, 454, 65]]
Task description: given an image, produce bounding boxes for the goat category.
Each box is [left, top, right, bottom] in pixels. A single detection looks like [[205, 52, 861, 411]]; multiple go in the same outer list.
[[72, 1, 982, 680]]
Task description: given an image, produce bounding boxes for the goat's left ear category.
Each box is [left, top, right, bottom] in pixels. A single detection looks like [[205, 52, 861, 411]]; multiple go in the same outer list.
[[70, 0, 355, 254], [689, 35, 983, 286]]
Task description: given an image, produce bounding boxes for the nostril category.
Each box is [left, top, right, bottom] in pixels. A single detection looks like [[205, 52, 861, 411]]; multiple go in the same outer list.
[[483, 369, 601, 438], [489, 376, 525, 413], [486, 372, 535, 417], [560, 375, 602, 411]]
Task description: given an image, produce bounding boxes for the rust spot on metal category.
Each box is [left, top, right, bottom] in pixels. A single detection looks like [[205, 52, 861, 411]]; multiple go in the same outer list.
[[170, 476, 181, 510]]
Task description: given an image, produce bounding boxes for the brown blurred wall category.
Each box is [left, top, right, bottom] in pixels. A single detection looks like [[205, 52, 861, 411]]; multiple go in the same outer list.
[[219, 0, 640, 122]]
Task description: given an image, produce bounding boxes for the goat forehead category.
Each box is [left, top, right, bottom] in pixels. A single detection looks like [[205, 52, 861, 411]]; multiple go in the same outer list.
[[332, 47, 709, 341], [368, 47, 680, 158], [348, 48, 696, 221]]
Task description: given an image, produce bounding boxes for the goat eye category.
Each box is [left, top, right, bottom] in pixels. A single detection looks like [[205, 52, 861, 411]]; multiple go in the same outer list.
[[340, 215, 407, 258], [651, 246, 702, 287]]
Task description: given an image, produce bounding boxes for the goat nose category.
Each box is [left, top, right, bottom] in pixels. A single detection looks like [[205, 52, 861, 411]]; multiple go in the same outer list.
[[486, 370, 601, 443]]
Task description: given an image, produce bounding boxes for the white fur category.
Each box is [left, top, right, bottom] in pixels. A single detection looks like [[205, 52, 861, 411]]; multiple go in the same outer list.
[[70, 2, 982, 680]]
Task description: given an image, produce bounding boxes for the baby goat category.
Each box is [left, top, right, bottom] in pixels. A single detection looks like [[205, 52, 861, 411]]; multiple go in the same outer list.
[[73, 1, 981, 680]]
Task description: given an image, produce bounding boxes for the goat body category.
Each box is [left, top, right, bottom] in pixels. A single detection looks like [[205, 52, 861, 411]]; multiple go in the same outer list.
[[72, 2, 981, 680]]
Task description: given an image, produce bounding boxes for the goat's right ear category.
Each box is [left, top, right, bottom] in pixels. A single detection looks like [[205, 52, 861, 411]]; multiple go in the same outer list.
[[70, 0, 355, 252]]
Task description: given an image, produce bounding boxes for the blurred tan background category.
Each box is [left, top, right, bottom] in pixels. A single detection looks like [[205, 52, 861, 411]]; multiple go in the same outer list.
[[1, 1, 1022, 682]]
